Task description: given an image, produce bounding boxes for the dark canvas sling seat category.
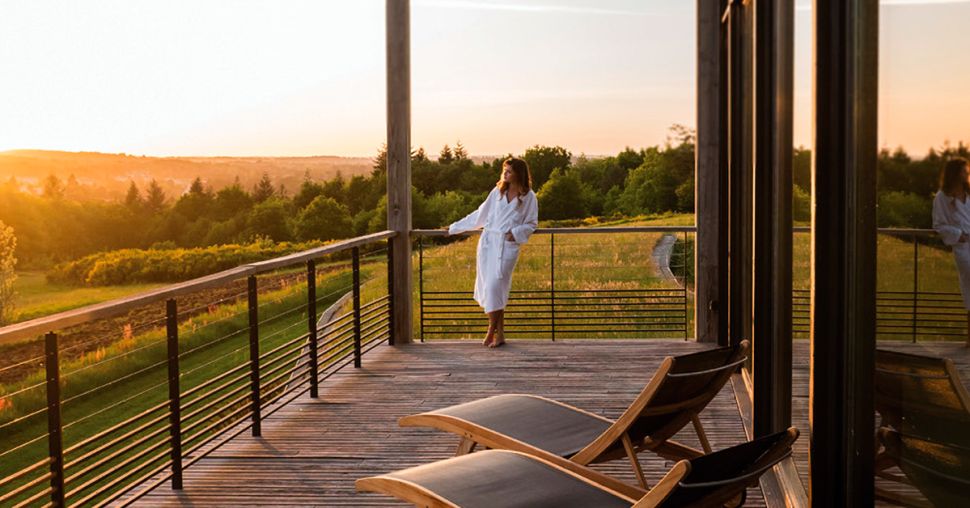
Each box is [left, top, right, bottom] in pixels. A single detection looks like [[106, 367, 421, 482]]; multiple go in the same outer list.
[[877, 428, 970, 508], [399, 341, 749, 489], [874, 349, 970, 446], [356, 427, 799, 508], [874, 349, 970, 506]]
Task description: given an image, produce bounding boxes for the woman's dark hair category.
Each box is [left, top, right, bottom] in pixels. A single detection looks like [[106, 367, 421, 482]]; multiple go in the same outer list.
[[497, 157, 533, 199], [939, 158, 970, 196]]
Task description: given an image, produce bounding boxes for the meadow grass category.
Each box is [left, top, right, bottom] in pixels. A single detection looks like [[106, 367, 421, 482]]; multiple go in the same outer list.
[[10, 271, 166, 324], [352, 214, 698, 341]]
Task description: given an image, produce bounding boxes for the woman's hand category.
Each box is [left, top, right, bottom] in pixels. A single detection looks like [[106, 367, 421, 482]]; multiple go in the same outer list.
[[961, 233, 969, 243], [506, 232, 515, 242]]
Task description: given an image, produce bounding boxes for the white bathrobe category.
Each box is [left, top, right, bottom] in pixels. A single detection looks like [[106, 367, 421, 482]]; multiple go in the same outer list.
[[932, 190, 970, 310], [448, 187, 539, 313]]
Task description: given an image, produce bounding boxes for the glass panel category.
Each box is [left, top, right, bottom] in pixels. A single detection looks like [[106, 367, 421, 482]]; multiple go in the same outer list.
[[875, 1, 970, 504]]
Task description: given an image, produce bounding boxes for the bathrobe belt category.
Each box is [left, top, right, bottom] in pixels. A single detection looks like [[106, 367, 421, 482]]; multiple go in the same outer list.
[[484, 228, 510, 256]]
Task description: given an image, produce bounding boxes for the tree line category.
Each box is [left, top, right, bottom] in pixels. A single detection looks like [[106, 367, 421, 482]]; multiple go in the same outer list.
[[1, 127, 966, 274]]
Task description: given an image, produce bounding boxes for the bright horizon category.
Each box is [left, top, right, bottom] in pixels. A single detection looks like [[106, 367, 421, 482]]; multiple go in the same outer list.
[[1, 0, 968, 159]]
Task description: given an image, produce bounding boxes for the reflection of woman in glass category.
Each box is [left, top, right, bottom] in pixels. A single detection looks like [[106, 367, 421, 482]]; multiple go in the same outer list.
[[932, 157, 970, 346], [447, 158, 538, 348]]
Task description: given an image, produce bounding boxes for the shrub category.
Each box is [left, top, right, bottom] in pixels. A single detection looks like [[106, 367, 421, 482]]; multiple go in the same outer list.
[[47, 240, 323, 286]]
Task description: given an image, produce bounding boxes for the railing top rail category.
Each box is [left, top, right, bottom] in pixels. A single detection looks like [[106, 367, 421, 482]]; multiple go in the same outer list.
[[412, 226, 698, 237], [0, 230, 397, 345], [418, 226, 940, 236], [792, 226, 938, 235]]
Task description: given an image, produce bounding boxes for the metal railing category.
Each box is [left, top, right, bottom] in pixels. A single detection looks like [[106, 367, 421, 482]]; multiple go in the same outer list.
[[0, 231, 396, 507], [413, 227, 695, 341], [415, 226, 967, 343], [793, 227, 965, 341]]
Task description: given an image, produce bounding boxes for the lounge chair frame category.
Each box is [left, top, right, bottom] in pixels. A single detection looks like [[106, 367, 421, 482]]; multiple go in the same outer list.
[[356, 427, 798, 508], [400, 341, 749, 490]]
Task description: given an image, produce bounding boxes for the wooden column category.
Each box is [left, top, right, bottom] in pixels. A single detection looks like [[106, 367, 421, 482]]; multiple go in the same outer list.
[[695, 0, 729, 344], [810, 0, 878, 505], [752, 0, 793, 437], [386, 0, 412, 344], [728, 0, 754, 346]]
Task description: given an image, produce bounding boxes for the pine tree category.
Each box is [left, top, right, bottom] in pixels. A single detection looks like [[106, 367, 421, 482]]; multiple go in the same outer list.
[[42, 174, 64, 199], [145, 179, 167, 213], [252, 173, 276, 202], [124, 181, 143, 210], [454, 141, 468, 161], [413, 147, 428, 162], [439, 145, 454, 165]]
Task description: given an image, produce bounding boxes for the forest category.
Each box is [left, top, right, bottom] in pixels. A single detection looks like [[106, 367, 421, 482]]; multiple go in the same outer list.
[[0, 126, 967, 280]]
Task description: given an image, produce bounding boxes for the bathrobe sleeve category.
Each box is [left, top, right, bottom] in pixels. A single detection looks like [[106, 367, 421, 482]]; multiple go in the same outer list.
[[933, 191, 964, 246], [510, 191, 539, 244], [448, 189, 494, 235]]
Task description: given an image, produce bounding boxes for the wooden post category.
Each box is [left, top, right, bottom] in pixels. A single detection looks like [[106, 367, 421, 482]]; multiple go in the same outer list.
[[810, 0, 878, 505], [728, 0, 755, 347], [752, 0, 793, 437], [386, 0, 412, 344], [695, 0, 728, 344]]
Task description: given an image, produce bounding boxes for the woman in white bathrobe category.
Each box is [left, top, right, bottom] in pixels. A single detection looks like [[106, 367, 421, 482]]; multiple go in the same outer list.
[[447, 157, 539, 347], [931, 157, 970, 346]]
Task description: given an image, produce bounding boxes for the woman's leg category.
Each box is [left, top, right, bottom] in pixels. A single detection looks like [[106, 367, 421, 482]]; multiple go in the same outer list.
[[490, 309, 506, 347], [483, 312, 496, 346]]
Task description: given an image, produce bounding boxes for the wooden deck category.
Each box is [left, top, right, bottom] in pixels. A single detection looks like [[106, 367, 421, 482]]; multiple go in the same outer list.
[[129, 339, 970, 507], [132, 340, 763, 507]]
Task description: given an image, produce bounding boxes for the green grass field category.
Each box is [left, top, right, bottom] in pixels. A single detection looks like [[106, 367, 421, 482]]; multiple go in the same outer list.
[[10, 271, 166, 324]]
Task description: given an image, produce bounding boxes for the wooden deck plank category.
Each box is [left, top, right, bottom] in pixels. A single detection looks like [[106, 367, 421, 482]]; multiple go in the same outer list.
[[132, 340, 765, 507]]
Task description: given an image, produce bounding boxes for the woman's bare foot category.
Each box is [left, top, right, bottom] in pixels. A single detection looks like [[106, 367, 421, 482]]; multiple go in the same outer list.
[[482, 334, 494, 347], [489, 332, 506, 348]]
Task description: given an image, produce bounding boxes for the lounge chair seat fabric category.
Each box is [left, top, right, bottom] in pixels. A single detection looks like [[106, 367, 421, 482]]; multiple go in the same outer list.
[[382, 450, 631, 508], [430, 394, 612, 457]]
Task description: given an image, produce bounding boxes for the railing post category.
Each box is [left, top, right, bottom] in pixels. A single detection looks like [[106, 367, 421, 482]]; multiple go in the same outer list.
[[387, 238, 395, 345], [912, 233, 918, 343], [352, 247, 362, 368], [165, 299, 183, 489], [44, 332, 64, 507], [247, 275, 261, 437], [418, 237, 425, 343], [684, 230, 690, 340], [550, 233, 556, 342], [307, 260, 319, 398]]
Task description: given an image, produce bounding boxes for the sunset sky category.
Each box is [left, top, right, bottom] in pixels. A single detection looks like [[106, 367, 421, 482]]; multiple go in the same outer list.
[[1, 0, 968, 158]]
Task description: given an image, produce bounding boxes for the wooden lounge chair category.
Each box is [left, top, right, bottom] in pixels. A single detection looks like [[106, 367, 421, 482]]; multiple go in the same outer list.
[[356, 426, 798, 508], [399, 341, 749, 489], [874, 349, 970, 506], [876, 428, 970, 508]]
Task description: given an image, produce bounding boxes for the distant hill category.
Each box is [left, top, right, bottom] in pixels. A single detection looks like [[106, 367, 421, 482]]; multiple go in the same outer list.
[[0, 150, 376, 201]]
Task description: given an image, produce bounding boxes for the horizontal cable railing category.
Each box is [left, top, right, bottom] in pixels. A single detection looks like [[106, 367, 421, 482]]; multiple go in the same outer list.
[[0, 231, 396, 507], [413, 227, 695, 341], [417, 226, 965, 343], [792, 228, 966, 341]]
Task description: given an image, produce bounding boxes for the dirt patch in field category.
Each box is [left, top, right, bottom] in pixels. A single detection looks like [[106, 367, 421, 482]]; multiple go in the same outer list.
[[0, 271, 307, 386]]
